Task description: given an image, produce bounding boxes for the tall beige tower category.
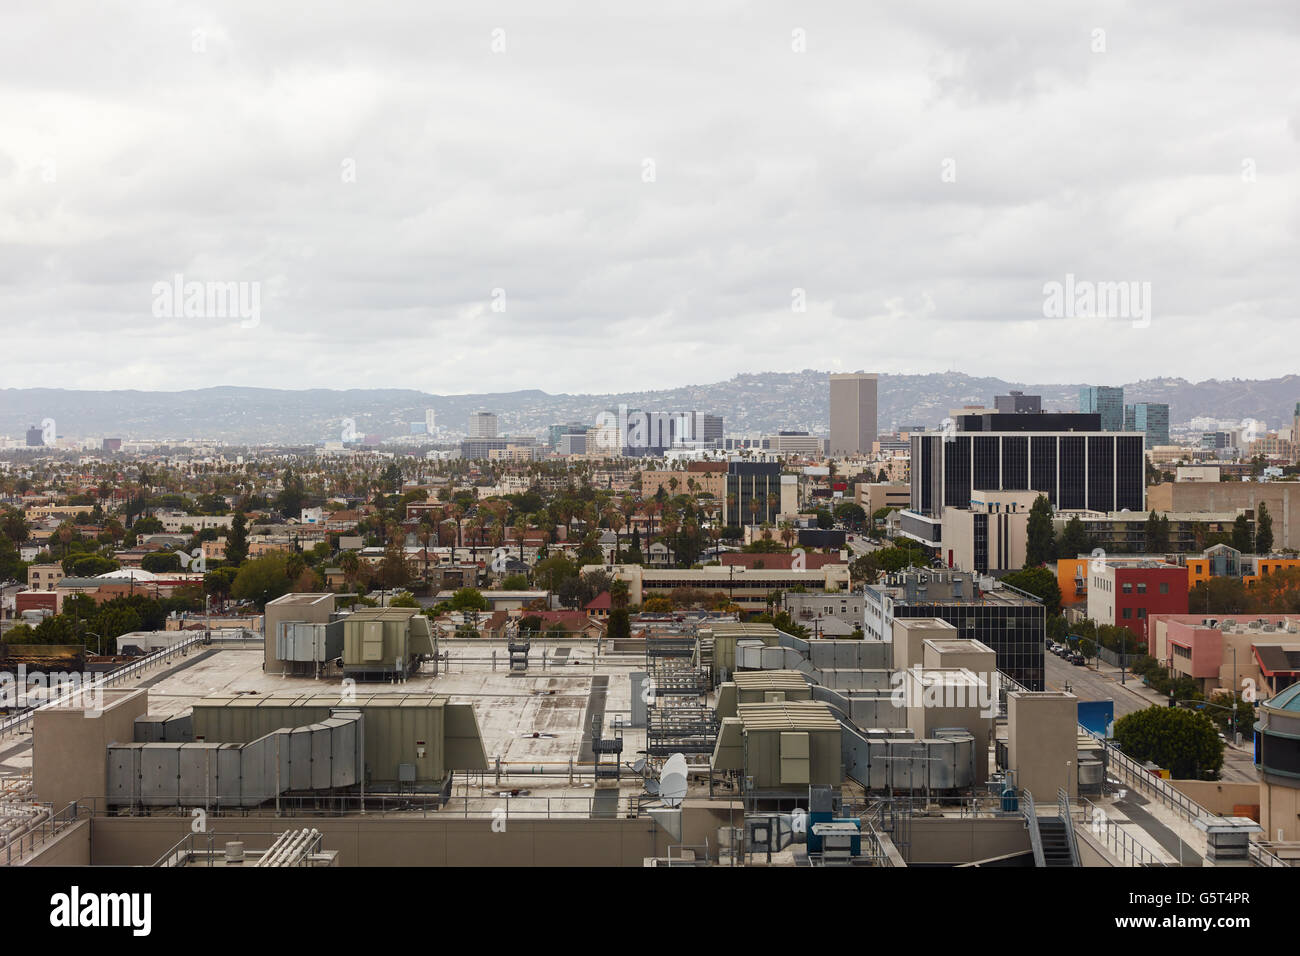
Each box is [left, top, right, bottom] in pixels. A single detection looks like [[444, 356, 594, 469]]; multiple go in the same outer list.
[[829, 372, 878, 456]]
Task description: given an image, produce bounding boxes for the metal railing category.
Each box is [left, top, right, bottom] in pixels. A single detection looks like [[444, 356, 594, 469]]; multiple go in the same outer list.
[[1021, 788, 1045, 867], [0, 801, 84, 867], [1057, 788, 1082, 866], [1078, 725, 1209, 823], [0, 631, 210, 738], [1079, 795, 1168, 867], [1248, 841, 1291, 868], [57, 788, 649, 822]]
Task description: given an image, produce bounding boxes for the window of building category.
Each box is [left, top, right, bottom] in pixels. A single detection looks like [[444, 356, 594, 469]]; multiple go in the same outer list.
[[1159, 582, 1169, 594], [1136, 582, 1147, 594], [1122, 582, 1132, 594], [1122, 608, 1132, 619]]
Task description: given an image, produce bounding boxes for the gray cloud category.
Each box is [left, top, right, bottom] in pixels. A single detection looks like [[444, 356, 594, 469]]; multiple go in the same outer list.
[[0, 1, 1296, 394]]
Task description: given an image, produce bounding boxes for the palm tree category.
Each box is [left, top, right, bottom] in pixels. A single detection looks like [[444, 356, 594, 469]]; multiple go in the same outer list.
[[514, 515, 529, 564], [450, 504, 465, 562], [607, 509, 625, 561], [418, 515, 436, 582], [661, 513, 679, 567]]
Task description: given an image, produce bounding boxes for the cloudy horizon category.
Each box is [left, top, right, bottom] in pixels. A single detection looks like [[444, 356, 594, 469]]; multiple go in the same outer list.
[[3, 2, 1297, 394]]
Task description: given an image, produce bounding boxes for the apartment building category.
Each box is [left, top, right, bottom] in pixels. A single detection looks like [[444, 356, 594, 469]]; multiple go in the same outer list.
[[1086, 562, 1189, 646]]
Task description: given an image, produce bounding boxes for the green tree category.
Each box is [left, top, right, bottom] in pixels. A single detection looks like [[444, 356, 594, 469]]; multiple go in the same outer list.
[[1145, 509, 1170, 552], [276, 468, 306, 518], [1025, 494, 1055, 567], [850, 552, 882, 586], [607, 607, 631, 641], [1256, 502, 1274, 554], [64, 554, 119, 578], [832, 502, 866, 528], [1206, 692, 1255, 738], [141, 551, 182, 573], [1231, 513, 1252, 553], [1113, 706, 1224, 779], [0, 536, 26, 582], [1056, 515, 1091, 559], [205, 566, 240, 605], [231, 553, 295, 609], [1189, 577, 1249, 614], [1000, 565, 1062, 616], [226, 511, 248, 566], [450, 587, 489, 611]]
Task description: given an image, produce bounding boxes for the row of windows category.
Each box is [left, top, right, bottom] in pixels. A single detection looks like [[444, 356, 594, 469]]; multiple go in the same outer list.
[[923, 434, 1144, 512], [1120, 582, 1171, 595]]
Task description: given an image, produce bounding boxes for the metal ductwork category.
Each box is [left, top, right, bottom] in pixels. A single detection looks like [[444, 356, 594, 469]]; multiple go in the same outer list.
[[108, 710, 362, 808]]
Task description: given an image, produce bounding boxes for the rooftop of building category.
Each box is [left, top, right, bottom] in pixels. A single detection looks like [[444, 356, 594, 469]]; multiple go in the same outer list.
[[1264, 683, 1300, 712]]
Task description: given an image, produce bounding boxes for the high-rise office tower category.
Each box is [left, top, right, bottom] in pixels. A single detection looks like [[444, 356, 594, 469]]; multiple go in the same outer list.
[[994, 391, 1042, 414], [1124, 402, 1169, 449], [425, 409, 437, 435], [468, 411, 498, 438], [829, 372, 878, 456], [1078, 386, 1124, 431]]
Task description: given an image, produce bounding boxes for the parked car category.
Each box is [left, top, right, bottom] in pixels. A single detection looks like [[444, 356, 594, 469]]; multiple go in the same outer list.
[[1069, 652, 1086, 666]]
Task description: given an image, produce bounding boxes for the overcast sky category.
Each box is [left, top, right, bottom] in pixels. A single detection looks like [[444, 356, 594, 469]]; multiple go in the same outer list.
[[2, 1, 1297, 395]]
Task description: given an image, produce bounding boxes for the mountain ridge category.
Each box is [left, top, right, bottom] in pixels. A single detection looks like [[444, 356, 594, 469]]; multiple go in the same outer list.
[[3, 372, 1297, 445]]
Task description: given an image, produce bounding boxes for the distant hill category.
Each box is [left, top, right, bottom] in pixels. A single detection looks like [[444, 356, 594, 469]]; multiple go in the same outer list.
[[2, 372, 1297, 445]]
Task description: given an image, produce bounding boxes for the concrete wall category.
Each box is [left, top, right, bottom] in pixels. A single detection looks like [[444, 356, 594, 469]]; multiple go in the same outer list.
[[1168, 779, 1260, 816], [1259, 780, 1299, 842], [33, 689, 148, 809], [906, 816, 1029, 865], [1007, 691, 1078, 802], [1148, 482, 1299, 550], [82, 803, 741, 867], [87, 815, 659, 866], [22, 819, 91, 866]]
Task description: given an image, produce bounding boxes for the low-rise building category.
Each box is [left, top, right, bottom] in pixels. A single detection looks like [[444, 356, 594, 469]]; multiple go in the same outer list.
[[1086, 562, 1188, 646]]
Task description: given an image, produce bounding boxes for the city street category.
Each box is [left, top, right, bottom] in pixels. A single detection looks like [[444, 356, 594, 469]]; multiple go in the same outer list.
[[1044, 651, 1259, 783]]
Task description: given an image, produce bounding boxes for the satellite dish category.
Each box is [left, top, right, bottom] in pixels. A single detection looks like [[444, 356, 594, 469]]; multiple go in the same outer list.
[[659, 753, 688, 807]]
